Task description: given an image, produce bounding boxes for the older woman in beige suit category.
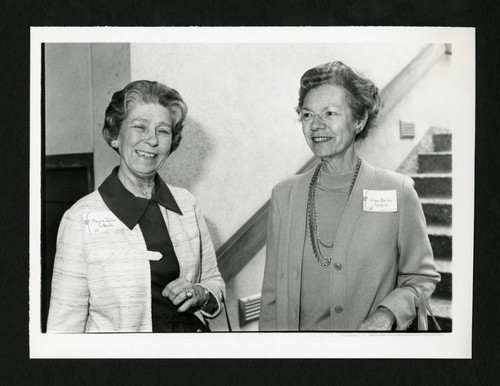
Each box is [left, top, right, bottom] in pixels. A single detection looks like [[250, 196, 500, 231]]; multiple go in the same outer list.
[[260, 61, 440, 331], [48, 80, 225, 333]]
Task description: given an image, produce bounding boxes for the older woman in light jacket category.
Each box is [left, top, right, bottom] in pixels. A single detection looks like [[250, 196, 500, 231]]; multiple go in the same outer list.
[[48, 80, 225, 333]]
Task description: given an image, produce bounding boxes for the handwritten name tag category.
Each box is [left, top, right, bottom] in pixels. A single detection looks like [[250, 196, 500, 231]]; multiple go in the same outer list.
[[83, 212, 126, 234], [363, 190, 397, 212]]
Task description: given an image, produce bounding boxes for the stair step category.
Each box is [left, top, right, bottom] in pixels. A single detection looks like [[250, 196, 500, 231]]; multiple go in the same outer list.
[[418, 152, 452, 173], [433, 133, 452, 152], [434, 316, 452, 331], [428, 224, 452, 259], [434, 257, 452, 273], [405, 129, 452, 331], [421, 198, 452, 225], [427, 224, 452, 235], [429, 232, 452, 259], [433, 271, 452, 299], [412, 174, 452, 198], [421, 198, 452, 207], [429, 297, 452, 319]]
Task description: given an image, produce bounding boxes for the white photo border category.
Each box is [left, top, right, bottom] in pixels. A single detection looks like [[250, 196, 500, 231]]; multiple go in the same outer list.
[[30, 26, 475, 358]]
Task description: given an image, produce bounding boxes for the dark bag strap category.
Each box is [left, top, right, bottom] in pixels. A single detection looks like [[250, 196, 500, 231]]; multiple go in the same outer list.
[[408, 284, 441, 331], [222, 295, 232, 332]]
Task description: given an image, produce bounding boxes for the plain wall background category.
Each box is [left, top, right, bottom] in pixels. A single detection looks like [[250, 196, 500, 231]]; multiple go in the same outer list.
[[44, 42, 452, 330], [45, 44, 93, 155]]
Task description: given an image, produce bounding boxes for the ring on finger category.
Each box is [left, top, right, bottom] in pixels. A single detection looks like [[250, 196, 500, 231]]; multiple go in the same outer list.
[[185, 290, 193, 299]]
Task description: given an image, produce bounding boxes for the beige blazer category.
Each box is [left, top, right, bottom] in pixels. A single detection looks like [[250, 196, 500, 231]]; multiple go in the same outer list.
[[260, 160, 440, 331], [47, 185, 225, 333]]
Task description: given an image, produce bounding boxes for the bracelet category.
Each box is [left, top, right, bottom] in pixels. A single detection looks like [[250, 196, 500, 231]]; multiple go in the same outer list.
[[194, 284, 210, 309]]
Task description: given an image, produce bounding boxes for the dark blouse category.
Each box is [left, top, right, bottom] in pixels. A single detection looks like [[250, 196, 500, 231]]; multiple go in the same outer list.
[[98, 167, 208, 332]]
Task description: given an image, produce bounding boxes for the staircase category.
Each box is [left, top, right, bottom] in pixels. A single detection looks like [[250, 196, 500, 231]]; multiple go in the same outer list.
[[410, 128, 452, 331]]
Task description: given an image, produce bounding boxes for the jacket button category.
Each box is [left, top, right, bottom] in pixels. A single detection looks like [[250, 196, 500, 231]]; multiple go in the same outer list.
[[334, 306, 344, 314], [333, 262, 342, 270]]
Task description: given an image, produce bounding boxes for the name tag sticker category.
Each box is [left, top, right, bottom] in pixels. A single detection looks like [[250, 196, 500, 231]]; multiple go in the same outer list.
[[83, 212, 126, 234], [363, 190, 398, 212]]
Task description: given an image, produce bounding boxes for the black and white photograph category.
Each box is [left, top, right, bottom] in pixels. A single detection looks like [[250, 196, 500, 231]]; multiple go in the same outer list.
[[29, 27, 474, 358]]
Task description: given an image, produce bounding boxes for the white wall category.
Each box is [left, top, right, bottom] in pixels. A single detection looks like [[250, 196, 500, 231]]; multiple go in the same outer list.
[[89, 44, 131, 187], [45, 44, 93, 155], [45, 43, 130, 185], [358, 51, 452, 169]]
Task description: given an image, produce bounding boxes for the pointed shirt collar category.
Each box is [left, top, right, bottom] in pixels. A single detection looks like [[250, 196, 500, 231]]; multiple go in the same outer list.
[[98, 166, 182, 230]]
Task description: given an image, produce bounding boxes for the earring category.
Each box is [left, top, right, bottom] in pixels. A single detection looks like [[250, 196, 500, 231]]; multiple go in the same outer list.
[[111, 140, 118, 148]]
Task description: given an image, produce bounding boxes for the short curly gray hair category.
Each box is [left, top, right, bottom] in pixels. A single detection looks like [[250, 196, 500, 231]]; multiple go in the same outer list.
[[103, 80, 187, 153], [297, 61, 381, 141]]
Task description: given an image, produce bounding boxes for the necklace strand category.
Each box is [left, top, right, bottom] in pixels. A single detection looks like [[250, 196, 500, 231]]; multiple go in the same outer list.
[[307, 157, 362, 268]]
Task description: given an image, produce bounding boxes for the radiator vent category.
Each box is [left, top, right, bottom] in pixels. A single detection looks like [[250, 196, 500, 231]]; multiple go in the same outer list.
[[238, 293, 261, 326], [399, 120, 416, 139]]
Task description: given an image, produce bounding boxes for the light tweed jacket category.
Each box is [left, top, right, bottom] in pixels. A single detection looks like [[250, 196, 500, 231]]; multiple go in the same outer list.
[[47, 185, 225, 333]]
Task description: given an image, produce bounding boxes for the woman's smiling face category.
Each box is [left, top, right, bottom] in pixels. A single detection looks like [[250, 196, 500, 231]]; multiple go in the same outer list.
[[300, 83, 358, 163], [116, 102, 173, 182]]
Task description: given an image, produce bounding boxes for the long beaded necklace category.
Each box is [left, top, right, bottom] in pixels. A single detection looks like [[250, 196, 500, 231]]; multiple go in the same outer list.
[[307, 156, 362, 268]]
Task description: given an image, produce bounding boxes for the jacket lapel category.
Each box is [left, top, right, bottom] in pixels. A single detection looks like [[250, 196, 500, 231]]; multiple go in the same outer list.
[[286, 167, 316, 329]]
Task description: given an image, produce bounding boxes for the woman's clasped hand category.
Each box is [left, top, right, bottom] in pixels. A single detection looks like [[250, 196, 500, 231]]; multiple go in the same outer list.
[[162, 278, 215, 314]]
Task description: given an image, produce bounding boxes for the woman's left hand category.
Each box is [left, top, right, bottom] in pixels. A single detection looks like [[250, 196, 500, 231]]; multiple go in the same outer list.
[[356, 307, 395, 331], [162, 278, 208, 313]]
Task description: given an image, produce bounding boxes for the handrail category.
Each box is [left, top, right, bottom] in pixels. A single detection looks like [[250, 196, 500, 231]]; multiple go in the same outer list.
[[216, 43, 450, 281], [379, 43, 449, 119], [216, 157, 319, 280]]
